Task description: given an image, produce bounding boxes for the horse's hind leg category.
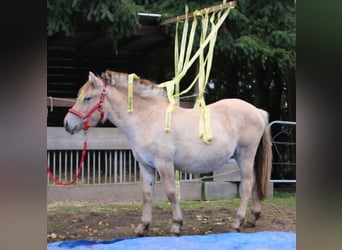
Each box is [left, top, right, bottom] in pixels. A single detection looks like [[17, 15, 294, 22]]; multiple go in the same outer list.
[[231, 147, 256, 231], [156, 160, 183, 235], [134, 164, 155, 236], [243, 183, 261, 228]]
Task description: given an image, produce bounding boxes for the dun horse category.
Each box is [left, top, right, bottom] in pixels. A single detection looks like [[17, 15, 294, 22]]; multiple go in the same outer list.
[[64, 70, 272, 235]]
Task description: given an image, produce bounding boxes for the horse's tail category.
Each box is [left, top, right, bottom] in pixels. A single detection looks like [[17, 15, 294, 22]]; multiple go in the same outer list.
[[254, 110, 273, 201]]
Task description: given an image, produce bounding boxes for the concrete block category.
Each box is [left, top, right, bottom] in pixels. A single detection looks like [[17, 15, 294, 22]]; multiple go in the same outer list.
[[203, 182, 237, 201], [235, 181, 274, 199], [214, 160, 240, 182], [179, 180, 202, 201], [267, 181, 274, 198], [47, 183, 143, 203], [153, 180, 202, 201]]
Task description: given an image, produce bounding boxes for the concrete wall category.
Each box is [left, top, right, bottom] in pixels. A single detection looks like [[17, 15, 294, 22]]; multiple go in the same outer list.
[[47, 181, 202, 203], [47, 179, 273, 204]]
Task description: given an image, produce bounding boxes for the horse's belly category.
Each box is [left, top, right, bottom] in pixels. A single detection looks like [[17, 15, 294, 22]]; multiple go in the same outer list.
[[175, 161, 226, 174], [174, 148, 232, 174]]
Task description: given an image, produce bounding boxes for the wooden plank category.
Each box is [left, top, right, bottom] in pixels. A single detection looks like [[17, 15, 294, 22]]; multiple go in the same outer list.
[[160, 1, 236, 25]]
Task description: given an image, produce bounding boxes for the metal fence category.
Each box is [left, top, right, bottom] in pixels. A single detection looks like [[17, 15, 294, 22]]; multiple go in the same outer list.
[[269, 121, 296, 183]]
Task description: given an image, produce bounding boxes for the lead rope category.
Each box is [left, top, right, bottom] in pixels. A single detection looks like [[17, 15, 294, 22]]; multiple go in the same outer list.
[[46, 131, 88, 186]]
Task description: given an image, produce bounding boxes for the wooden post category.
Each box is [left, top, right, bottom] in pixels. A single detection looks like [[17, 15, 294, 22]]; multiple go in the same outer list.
[[160, 1, 236, 25]]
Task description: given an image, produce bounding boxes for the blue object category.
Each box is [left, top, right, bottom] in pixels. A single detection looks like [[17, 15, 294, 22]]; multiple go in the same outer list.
[[48, 231, 296, 250]]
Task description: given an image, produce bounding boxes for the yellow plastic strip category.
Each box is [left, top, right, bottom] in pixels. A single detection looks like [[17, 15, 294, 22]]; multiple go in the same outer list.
[[158, 80, 176, 131], [128, 73, 139, 113], [174, 20, 179, 79], [161, 5, 233, 94], [184, 13, 198, 65], [164, 103, 175, 132], [199, 105, 213, 144], [177, 5, 189, 74], [158, 1, 234, 139], [179, 6, 232, 79], [175, 170, 181, 200], [175, 6, 190, 106]]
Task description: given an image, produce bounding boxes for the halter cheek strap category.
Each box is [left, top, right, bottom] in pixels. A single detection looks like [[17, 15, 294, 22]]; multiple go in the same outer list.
[[68, 82, 107, 130]]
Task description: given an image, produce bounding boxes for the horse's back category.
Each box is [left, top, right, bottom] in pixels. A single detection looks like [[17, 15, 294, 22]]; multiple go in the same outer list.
[[166, 98, 267, 173], [209, 99, 267, 146]]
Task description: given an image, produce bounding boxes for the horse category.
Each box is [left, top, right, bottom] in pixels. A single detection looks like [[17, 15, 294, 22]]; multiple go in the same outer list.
[[64, 70, 272, 236]]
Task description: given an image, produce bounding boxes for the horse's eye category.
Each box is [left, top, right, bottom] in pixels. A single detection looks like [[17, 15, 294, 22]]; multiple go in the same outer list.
[[84, 96, 92, 102]]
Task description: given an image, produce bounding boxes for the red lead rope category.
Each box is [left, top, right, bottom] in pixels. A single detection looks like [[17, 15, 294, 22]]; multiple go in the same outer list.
[[46, 141, 88, 186]]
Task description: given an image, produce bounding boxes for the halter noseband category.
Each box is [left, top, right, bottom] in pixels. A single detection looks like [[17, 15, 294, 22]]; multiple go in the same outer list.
[[68, 81, 107, 130]]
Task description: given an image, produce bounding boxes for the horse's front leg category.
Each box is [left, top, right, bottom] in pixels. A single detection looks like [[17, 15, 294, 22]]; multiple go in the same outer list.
[[134, 164, 155, 236], [156, 159, 183, 236]]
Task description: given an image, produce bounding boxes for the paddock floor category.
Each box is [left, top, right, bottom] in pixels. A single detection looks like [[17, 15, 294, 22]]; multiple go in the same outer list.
[[47, 195, 295, 243]]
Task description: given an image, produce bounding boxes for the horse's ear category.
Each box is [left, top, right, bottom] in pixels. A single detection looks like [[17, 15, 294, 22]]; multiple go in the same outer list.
[[88, 71, 101, 88]]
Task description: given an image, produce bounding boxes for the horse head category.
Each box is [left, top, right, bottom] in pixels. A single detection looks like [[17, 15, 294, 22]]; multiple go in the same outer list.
[[64, 71, 108, 135]]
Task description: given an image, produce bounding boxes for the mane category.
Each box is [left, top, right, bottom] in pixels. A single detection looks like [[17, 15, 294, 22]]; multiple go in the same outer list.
[[100, 70, 167, 100]]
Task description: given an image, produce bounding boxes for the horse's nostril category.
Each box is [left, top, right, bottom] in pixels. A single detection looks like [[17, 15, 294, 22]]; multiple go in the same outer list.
[[64, 120, 68, 128]]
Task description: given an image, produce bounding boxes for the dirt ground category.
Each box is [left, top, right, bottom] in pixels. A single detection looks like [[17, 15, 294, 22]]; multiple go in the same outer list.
[[47, 198, 296, 243]]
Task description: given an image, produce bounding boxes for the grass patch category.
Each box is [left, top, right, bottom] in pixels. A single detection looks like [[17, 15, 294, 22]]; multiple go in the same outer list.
[[264, 191, 296, 206], [48, 223, 65, 229], [48, 191, 296, 214]]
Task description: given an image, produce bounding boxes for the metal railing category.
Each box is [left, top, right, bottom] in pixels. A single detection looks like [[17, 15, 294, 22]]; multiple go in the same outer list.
[[269, 121, 296, 183], [47, 127, 198, 185]]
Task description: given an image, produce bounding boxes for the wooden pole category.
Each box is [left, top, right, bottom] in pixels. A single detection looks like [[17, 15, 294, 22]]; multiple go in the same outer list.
[[47, 97, 75, 108], [160, 1, 236, 25]]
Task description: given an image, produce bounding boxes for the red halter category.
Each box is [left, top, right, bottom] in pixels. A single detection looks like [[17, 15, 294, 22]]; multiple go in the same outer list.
[[68, 81, 107, 130]]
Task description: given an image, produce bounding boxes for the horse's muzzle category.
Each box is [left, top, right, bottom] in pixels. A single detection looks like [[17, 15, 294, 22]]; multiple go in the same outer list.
[[64, 120, 77, 135]]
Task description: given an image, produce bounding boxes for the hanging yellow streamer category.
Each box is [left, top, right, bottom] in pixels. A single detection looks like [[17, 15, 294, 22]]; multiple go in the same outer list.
[[128, 73, 139, 113], [175, 170, 181, 200], [158, 1, 234, 144]]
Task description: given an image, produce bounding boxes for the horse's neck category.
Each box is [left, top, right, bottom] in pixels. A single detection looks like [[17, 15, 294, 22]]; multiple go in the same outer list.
[[112, 73, 129, 87], [105, 86, 166, 138]]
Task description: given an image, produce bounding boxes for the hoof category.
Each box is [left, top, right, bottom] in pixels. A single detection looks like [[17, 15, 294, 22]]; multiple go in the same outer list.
[[230, 218, 244, 232], [170, 219, 182, 236], [170, 225, 181, 236], [229, 227, 240, 233], [243, 221, 256, 228], [252, 211, 261, 221], [134, 222, 150, 237]]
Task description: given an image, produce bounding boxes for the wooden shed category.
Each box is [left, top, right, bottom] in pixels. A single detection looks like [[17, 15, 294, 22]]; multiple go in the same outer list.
[[47, 13, 170, 126]]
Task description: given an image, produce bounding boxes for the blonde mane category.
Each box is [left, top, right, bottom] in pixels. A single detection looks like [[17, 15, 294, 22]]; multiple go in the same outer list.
[[101, 70, 167, 100], [77, 80, 94, 101]]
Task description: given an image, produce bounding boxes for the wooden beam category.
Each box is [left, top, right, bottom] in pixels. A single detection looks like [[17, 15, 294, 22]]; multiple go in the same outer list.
[[47, 97, 75, 108], [160, 1, 236, 25]]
